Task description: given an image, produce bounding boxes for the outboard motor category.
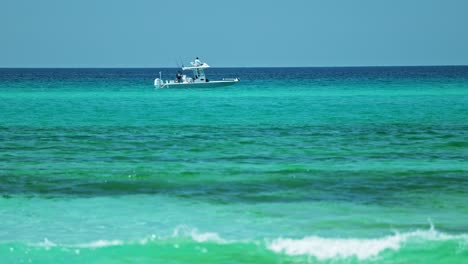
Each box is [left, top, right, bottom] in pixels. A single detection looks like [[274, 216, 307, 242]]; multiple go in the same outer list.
[[154, 78, 163, 88]]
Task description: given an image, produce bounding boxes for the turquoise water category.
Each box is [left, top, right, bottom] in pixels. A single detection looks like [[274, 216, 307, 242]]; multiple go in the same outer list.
[[1, 67, 467, 263]]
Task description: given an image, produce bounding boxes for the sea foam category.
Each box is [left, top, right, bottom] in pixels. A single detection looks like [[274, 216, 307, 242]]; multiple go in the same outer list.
[[268, 226, 468, 260], [29, 225, 468, 261], [34, 238, 124, 249], [172, 225, 229, 244]]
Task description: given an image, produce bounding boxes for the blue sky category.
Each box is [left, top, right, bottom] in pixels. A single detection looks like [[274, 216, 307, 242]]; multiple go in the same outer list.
[[1, 0, 467, 67]]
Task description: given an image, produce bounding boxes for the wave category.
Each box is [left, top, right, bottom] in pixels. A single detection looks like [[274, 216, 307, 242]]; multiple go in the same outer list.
[[28, 226, 232, 250], [171, 225, 230, 244], [5, 225, 467, 262], [36, 238, 125, 249], [268, 225, 468, 260]]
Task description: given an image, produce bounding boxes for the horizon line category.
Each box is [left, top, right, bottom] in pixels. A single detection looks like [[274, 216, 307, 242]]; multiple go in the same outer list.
[[1, 64, 468, 69]]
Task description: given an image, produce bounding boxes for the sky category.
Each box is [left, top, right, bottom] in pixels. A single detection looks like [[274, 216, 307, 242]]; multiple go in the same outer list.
[[1, 0, 468, 67]]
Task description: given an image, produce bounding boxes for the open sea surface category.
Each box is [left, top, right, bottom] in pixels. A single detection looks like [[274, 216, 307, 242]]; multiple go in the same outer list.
[[0, 67, 467, 263]]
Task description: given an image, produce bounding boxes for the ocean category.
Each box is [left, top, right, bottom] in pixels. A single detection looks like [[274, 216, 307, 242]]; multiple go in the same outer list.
[[0, 67, 467, 263]]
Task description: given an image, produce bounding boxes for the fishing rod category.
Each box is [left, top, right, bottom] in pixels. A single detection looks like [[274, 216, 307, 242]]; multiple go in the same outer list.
[[179, 57, 185, 69]]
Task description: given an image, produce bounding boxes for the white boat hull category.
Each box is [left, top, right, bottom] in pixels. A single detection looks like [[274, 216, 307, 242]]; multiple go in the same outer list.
[[155, 79, 239, 89]]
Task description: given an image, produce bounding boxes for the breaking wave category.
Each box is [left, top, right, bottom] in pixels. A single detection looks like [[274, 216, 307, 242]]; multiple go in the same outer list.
[[268, 225, 468, 260], [4, 225, 466, 263]]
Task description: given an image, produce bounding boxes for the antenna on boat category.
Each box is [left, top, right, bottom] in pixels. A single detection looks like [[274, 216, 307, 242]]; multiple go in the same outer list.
[[178, 57, 184, 68]]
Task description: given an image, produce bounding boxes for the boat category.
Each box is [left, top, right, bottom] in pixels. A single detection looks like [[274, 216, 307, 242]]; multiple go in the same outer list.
[[154, 60, 239, 88]]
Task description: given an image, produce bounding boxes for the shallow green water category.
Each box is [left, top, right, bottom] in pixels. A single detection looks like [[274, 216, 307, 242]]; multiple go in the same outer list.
[[1, 67, 467, 263]]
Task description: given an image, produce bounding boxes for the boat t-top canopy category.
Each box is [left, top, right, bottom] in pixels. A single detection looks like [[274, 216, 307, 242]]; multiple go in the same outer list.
[[182, 63, 210, 71]]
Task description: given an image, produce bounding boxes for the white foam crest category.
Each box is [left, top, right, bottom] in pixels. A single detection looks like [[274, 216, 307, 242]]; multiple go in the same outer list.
[[36, 238, 56, 249], [32, 239, 123, 249], [269, 235, 400, 260], [172, 225, 229, 244], [138, 234, 158, 245], [268, 227, 468, 260], [74, 240, 124, 248], [30, 228, 230, 250]]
